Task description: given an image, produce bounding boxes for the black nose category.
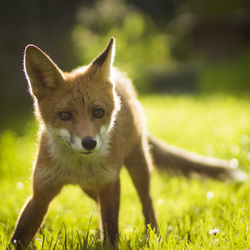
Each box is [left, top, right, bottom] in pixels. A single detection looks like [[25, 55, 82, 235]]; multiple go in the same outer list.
[[81, 137, 97, 150]]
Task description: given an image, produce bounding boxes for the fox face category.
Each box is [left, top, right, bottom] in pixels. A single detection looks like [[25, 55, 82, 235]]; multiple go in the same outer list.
[[25, 38, 120, 156], [43, 78, 115, 155]]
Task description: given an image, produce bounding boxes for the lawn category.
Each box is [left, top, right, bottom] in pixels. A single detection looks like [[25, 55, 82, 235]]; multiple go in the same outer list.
[[0, 94, 249, 249]]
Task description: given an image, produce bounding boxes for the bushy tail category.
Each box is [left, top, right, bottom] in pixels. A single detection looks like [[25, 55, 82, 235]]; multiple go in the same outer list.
[[148, 134, 247, 181]]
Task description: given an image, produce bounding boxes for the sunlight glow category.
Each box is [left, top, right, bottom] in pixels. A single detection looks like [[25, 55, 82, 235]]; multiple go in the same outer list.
[[229, 159, 239, 169], [207, 191, 214, 199], [209, 228, 219, 235], [157, 199, 165, 206], [240, 134, 249, 145], [16, 182, 24, 190]]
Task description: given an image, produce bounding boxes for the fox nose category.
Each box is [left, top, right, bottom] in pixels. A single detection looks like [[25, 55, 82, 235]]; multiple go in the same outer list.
[[81, 137, 97, 150]]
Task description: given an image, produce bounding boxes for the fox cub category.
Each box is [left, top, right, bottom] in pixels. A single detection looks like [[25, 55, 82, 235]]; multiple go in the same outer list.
[[11, 38, 246, 249]]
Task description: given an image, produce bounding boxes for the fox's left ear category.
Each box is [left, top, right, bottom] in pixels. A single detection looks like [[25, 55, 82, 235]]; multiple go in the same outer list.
[[90, 37, 115, 79]]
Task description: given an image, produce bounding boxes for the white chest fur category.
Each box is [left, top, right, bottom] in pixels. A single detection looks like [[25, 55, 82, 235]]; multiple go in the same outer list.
[[44, 145, 117, 189], [38, 127, 117, 189], [60, 150, 117, 188]]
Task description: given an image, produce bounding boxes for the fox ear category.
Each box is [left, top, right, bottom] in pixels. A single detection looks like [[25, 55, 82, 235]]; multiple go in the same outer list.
[[90, 37, 115, 79], [24, 45, 64, 99]]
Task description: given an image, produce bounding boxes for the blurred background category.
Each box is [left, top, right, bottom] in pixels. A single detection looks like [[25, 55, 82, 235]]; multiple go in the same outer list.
[[1, 1, 250, 246], [1, 0, 250, 130]]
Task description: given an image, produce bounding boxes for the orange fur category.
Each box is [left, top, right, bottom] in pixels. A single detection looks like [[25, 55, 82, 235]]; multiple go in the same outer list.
[[10, 38, 156, 249], [10, 38, 246, 249]]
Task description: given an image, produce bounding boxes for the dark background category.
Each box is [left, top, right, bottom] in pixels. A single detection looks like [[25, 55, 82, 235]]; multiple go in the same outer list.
[[1, 0, 250, 129]]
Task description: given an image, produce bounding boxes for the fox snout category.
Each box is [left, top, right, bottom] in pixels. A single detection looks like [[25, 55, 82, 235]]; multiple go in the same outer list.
[[53, 127, 109, 155], [81, 137, 97, 150], [70, 133, 98, 153]]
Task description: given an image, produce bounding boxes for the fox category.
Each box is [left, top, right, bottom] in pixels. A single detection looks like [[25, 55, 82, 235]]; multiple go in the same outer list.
[[10, 37, 247, 249]]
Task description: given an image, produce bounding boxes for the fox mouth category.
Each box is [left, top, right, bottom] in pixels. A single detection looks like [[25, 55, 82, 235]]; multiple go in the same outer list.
[[81, 151, 93, 155], [60, 140, 95, 155]]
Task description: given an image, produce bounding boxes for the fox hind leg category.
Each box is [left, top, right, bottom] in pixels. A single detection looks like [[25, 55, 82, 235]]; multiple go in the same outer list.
[[125, 140, 158, 231]]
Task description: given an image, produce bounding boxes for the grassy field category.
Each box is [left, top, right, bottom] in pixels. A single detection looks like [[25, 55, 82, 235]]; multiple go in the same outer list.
[[0, 94, 249, 249]]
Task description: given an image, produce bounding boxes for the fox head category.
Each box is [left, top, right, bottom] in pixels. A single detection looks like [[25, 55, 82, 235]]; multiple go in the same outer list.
[[24, 38, 120, 155]]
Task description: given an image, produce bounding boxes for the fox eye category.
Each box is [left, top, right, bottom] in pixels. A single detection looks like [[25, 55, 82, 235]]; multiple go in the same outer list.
[[93, 108, 104, 119], [59, 111, 72, 121]]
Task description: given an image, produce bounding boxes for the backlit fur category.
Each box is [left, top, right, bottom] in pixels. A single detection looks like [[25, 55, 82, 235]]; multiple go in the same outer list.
[[10, 38, 246, 249]]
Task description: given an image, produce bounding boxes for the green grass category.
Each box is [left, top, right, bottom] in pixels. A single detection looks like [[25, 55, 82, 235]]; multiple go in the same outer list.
[[0, 94, 249, 249]]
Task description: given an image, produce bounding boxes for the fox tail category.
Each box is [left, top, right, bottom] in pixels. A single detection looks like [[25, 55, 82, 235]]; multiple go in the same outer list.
[[148, 134, 247, 182]]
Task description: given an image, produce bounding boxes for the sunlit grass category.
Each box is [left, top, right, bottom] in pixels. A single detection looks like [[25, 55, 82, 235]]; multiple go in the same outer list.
[[0, 94, 249, 249]]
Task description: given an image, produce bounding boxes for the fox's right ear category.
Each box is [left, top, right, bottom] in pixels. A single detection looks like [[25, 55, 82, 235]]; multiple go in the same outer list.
[[24, 45, 64, 99]]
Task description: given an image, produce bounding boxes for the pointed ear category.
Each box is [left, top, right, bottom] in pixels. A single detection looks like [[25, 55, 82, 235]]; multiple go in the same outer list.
[[24, 44, 64, 99], [90, 37, 115, 79]]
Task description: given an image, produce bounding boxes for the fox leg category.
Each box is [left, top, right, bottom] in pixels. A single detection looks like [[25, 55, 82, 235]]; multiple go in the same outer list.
[[10, 182, 62, 249], [125, 140, 158, 230], [82, 188, 97, 201], [97, 178, 120, 243]]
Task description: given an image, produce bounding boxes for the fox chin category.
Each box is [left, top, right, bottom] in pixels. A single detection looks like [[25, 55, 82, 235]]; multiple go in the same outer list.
[[10, 37, 247, 249]]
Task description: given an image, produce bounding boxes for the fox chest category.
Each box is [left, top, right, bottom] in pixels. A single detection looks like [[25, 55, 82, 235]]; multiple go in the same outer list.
[[40, 153, 118, 190], [63, 157, 117, 188]]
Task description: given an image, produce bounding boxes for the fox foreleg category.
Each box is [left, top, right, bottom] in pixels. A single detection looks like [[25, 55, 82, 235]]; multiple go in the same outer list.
[[97, 178, 120, 244], [10, 177, 62, 249]]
